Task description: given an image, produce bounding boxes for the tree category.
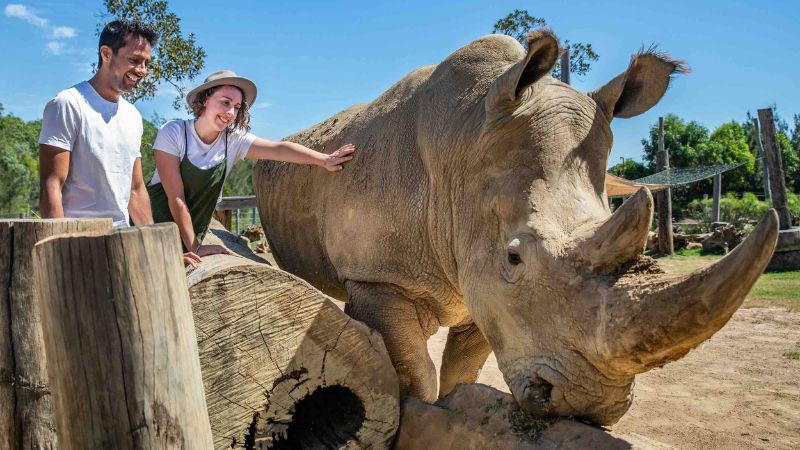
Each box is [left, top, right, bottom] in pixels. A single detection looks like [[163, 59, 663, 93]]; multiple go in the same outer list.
[[789, 114, 800, 192], [640, 115, 761, 218], [777, 130, 800, 193], [704, 122, 755, 193], [101, 0, 206, 109], [641, 114, 709, 171], [608, 159, 648, 180], [492, 9, 599, 78], [0, 104, 42, 216], [140, 118, 158, 182]]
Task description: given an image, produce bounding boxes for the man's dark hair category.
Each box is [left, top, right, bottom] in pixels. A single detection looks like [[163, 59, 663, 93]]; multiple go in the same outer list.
[[97, 19, 159, 68]]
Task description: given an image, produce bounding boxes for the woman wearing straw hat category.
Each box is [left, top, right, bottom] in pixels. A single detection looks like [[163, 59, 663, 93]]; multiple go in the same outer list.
[[147, 70, 354, 258]]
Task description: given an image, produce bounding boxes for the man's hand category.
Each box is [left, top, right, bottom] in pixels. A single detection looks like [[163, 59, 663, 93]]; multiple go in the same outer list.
[[321, 144, 356, 172]]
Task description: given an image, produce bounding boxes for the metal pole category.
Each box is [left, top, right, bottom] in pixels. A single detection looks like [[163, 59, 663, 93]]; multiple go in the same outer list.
[[559, 47, 570, 85], [235, 208, 240, 234], [711, 173, 721, 224], [752, 118, 771, 201], [656, 117, 674, 255]]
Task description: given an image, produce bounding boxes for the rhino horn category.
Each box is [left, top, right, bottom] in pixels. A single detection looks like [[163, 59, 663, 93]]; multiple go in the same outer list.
[[572, 187, 653, 272], [601, 210, 778, 376]]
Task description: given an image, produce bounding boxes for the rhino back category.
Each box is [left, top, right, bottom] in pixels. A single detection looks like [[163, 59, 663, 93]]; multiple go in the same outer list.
[[254, 65, 447, 301], [254, 35, 526, 306]]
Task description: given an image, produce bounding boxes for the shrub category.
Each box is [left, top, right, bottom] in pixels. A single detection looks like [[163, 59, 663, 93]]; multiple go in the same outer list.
[[684, 192, 795, 231]]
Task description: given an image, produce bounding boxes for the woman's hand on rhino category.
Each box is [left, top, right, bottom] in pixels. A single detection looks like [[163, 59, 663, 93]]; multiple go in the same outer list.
[[196, 244, 234, 257], [183, 251, 201, 269], [322, 144, 355, 172]]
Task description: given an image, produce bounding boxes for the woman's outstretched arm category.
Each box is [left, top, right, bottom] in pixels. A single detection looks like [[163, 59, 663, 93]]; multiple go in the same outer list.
[[246, 138, 355, 171]]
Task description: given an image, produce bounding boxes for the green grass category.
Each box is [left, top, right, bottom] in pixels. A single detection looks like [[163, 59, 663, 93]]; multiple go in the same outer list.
[[784, 351, 800, 360], [652, 252, 800, 312], [748, 270, 800, 311]]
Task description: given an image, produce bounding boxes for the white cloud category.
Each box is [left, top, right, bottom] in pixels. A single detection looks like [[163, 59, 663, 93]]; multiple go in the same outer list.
[[253, 102, 271, 110], [4, 4, 48, 28], [46, 41, 65, 55], [52, 26, 76, 39]]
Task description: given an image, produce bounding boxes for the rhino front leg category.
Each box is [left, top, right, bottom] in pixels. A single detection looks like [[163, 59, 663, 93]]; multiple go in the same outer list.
[[439, 322, 492, 399], [344, 282, 438, 402]]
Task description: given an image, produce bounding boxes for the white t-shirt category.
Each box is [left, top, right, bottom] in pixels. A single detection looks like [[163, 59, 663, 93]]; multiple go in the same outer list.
[[148, 119, 257, 185], [39, 81, 143, 228]]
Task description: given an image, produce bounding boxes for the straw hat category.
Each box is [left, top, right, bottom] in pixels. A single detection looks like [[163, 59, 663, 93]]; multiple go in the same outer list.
[[186, 70, 257, 107]]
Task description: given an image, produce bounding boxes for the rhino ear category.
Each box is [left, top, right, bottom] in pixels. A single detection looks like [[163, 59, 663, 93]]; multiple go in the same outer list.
[[590, 47, 688, 120], [487, 29, 560, 109]]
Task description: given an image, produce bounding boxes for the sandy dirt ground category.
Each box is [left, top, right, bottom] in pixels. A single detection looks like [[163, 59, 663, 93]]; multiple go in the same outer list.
[[426, 306, 800, 449]]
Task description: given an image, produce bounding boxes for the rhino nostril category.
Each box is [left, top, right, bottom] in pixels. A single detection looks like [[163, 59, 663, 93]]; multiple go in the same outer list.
[[524, 377, 553, 407]]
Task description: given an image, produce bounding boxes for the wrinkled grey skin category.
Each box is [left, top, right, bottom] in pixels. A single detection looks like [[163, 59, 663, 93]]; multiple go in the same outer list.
[[254, 31, 778, 425]]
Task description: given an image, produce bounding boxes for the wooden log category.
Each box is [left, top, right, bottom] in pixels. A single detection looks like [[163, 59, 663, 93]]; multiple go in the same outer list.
[[0, 223, 14, 450], [0, 218, 112, 450], [32, 223, 213, 449], [559, 46, 570, 85], [757, 108, 792, 230], [186, 231, 400, 449]]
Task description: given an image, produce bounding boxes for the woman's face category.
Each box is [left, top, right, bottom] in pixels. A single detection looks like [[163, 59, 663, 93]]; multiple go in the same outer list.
[[201, 85, 243, 131]]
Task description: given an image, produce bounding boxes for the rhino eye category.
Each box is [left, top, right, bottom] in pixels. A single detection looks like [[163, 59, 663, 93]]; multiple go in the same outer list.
[[507, 238, 523, 265], [507, 251, 522, 265]]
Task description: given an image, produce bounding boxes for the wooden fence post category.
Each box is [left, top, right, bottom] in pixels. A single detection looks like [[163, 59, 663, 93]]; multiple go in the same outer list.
[[32, 224, 213, 449], [560, 47, 571, 85], [757, 108, 792, 230], [656, 117, 674, 254], [752, 118, 771, 201], [0, 218, 112, 450]]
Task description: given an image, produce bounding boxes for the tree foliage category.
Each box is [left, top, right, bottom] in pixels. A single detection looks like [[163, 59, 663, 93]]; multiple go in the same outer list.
[[639, 109, 800, 218], [101, 0, 206, 109], [608, 159, 648, 180], [0, 104, 42, 216], [492, 9, 599, 77]]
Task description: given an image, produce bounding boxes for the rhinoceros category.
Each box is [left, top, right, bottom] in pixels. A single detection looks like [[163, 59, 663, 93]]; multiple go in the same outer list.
[[253, 30, 778, 425]]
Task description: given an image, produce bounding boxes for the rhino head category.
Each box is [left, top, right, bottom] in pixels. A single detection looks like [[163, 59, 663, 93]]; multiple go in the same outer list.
[[455, 31, 778, 425]]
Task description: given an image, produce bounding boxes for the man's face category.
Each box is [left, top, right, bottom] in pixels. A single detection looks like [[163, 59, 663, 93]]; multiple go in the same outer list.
[[102, 35, 153, 93]]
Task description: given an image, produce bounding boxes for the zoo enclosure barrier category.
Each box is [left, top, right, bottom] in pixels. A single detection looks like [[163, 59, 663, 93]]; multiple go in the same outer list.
[[215, 195, 260, 234]]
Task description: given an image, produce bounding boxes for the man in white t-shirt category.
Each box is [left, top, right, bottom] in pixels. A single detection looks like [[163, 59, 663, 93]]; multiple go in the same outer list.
[[39, 19, 159, 228]]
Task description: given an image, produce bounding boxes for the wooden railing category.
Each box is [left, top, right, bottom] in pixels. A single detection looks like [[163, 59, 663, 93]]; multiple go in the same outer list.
[[215, 195, 258, 234]]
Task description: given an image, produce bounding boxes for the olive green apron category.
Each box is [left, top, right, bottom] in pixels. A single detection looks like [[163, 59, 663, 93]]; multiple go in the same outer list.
[[148, 120, 228, 249]]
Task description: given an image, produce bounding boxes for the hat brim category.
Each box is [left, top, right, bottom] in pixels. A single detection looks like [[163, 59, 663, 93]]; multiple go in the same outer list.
[[186, 76, 257, 109]]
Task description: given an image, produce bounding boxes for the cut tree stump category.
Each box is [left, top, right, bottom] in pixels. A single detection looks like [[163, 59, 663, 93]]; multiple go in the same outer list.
[[0, 218, 112, 450], [32, 223, 213, 449], [187, 226, 400, 449]]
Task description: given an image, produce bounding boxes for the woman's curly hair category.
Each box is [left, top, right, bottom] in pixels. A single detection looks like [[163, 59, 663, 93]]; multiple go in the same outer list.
[[190, 85, 251, 131]]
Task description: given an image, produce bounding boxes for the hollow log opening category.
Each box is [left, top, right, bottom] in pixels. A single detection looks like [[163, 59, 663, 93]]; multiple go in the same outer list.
[[270, 385, 366, 449]]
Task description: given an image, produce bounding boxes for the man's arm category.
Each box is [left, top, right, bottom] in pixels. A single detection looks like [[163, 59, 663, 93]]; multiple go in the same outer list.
[[39, 144, 70, 218], [128, 158, 153, 225]]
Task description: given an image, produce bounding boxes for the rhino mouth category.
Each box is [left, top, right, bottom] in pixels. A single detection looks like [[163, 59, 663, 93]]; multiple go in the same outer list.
[[505, 353, 635, 426], [510, 376, 553, 415]]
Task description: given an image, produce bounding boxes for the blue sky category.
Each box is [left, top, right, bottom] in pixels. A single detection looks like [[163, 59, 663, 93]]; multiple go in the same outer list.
[[1, 0, 798, 166]]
